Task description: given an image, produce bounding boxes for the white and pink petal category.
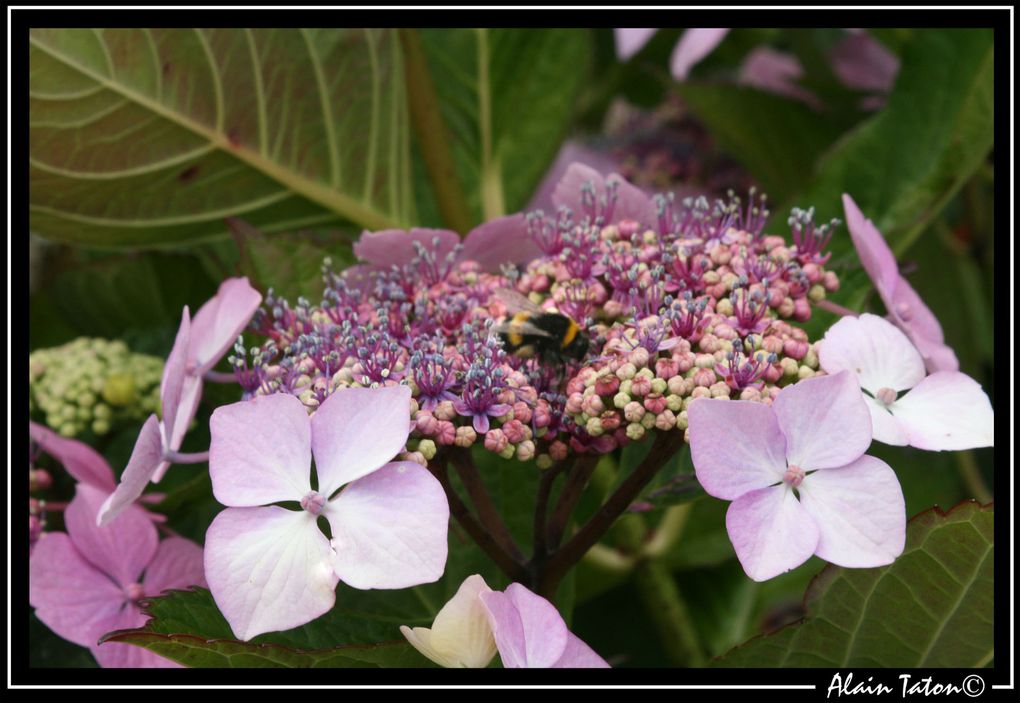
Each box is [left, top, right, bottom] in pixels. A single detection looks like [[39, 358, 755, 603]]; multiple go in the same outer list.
[[772, 371, 873, 471], [326, 462, 449, 590], [310, 385, 412, 496], [818, 313, 927, 394], [480, 583, 569, 668], [891, 372, 994, 451], [209, 393, 312, 507], [98, 414, 163, 526], [204, 506, 339, 641], [726, 485, 819, 582], [189, 277, 263, 375], [798, 455, 905, 568], [688, 397, 787, 501]]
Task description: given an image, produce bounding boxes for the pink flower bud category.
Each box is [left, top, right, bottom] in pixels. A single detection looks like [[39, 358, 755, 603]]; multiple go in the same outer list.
[[692, 367, 717, 387], [655, 357, 680, 379], [643, 394, 668, 415], [792, 297, 812, 321], [415, 411, 439, 436], [435, 420, 457, 445], [512, 401, 533, 424], [654, 410, 677, 431], [581, 394, 605, 416], [549, 440, 569, 461], [566, 392, 585, 415], [624, 401, 645, 423], [630, 374, 652, 397], [594, 374, 620, 396], [599, 411, 621, 432], [627, 347, 650, 368], [783, 338, 809, 360], [533, 401, 552, 428], [502, 420, 529, 444], [485, 429, 508, 454]]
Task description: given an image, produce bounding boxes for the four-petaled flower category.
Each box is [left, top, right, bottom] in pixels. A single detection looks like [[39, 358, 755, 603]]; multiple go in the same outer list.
[[819, 314, 994, 450], [401, 574, 610, 668], [98, 277, 262, 525], [688, 371, 906, 581], [204, 384, 450, 640], [29, 484, 205, 667], [842, 194, 959, 373]]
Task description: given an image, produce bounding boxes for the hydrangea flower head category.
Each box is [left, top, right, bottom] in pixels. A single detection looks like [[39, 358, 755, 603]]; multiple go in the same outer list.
[[819, 313, 994, 450], [842, 194, 959, 373], [204, 384, 450, 640], [688, 371, 906, 581], [29, 484, 205, 667]]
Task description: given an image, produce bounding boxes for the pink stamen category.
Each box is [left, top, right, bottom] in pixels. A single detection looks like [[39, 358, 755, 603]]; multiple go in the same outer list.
[[125, 582, 145, 601], [300, 491, 327, 515], [876, 387, 897, 406], [783, 464, 805, 488]]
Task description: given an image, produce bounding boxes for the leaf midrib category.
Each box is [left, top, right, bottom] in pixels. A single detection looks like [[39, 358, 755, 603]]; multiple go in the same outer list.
[[30, 32, 404, 232]]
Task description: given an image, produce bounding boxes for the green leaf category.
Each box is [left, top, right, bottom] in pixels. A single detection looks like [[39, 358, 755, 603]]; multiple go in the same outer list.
[[46, 251, 217, 343], [418, 29, 592, 222], [782, 28, 994, 256], [30, 28, 414, 247], [226, 218, 355, 301], [104, 587, 436, 668], [676, 83, 854, 204], [712, 502, 993, 668]]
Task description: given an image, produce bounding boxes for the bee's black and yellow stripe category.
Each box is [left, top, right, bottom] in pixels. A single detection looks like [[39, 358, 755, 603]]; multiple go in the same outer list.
[[498, 313, 588, 362]]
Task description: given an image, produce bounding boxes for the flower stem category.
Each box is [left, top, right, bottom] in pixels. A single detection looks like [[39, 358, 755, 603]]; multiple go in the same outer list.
[[447, 447, 525, 562], [427, 453, 530, 583], [537, 430, 686, 599], [545, 453, 601, 550], [398, 29, 474, 235], [956, 450, 993, 504], [202, 370, 237, 384], [164, 450, 210, 464], [531, 458, 568, 566], [623, 517, 705, 667], [816, 299, 859, 318]]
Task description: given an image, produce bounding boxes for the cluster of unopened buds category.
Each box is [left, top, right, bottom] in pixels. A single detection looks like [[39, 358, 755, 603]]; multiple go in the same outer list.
[[232, 166, 840, 467], [29, 337, 163, 437]]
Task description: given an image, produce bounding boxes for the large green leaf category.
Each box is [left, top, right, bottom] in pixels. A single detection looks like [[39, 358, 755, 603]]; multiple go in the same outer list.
[[103, 587, 436, 668], [30, 28, 414, 247], [418, 29, 592, 222], [712, 502, 993, 668], [784, 28, 994, 257]]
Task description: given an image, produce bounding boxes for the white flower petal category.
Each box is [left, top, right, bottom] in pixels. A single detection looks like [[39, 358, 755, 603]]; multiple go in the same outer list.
[[864, 394, 909, 446], [326, 462, 449, 590], [798, 455, 905, 568], [204, 506, 338, 641], [726, 485, 819, 582], [429, 574, 497, 668], [891, 372, 995, 450], [818, 313, 926, 394]]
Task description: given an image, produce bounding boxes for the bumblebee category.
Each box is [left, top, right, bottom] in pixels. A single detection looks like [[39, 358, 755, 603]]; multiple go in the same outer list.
[[491, 289, 590, 364]]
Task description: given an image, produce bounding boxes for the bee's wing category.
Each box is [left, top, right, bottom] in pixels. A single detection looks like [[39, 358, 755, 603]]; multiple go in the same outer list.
[[491, 318, 556, 339], [493, 287, 545, 315]]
